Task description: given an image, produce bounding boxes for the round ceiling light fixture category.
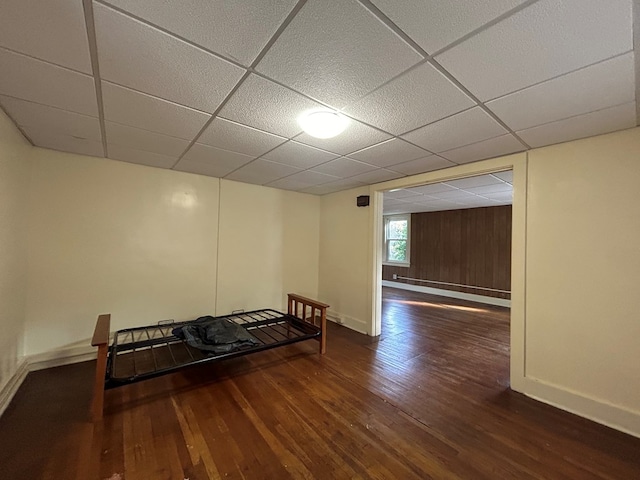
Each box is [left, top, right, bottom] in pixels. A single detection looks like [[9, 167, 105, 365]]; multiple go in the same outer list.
[[298, 110, 349, 139]]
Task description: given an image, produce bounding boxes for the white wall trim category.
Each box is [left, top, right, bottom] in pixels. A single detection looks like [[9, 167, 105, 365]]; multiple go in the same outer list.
[[27, 344, 97, 372], [522, 376, 640, 439], [328, 311, 369, 335], [0, 359, 29, 418], [382, 280, 511, 308]]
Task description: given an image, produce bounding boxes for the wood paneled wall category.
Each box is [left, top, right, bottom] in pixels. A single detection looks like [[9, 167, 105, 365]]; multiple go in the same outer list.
[[383, 206, 512, 299]]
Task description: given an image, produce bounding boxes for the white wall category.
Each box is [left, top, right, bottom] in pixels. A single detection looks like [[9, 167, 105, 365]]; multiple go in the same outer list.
[[25, 149, 221, 355], [319, 186, 372, 333], [0, 110, 31, 393], [23, 151, 321, 358], [526, 130, 640, 418], [216, 179, 320, 315]]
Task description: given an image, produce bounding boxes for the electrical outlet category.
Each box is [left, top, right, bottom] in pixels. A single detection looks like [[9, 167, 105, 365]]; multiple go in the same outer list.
[[392, 274, 398, 280]]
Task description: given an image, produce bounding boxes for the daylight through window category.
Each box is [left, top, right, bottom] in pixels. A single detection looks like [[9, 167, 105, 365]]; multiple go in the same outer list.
[[384, 214, 410, 265]]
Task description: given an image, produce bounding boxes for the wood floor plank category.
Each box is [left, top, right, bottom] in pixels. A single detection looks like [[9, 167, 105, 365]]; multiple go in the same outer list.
[[1, 287, 639, 479]]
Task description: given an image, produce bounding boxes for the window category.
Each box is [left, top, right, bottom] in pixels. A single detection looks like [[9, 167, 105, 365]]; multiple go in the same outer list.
[[383, 214, 410, 266]]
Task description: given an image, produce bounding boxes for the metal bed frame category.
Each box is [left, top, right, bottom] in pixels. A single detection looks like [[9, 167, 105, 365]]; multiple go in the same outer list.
[[90, 293, 329, 421]]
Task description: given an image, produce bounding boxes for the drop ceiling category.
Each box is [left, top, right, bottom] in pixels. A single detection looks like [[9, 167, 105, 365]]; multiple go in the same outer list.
[[383, 172, 513, 215], [0, 0, 637, 195]]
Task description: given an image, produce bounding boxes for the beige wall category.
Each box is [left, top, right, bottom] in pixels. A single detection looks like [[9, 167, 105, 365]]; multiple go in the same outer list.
[[319, 186, 372, 333], [0, 110, 31, 393], [216, 179, 320, 315], [526, 129, 640, 416], [25, 150, 221, 355], [24, 152, 321, 357]]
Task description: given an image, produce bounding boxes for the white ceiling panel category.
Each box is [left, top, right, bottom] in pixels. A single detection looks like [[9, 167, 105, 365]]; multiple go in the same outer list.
[[301, 178, 367, 195], [101, 82, 209, 140], [517, 102, 637, 148], [441, 134, 526, 164], [26, 129, 104, 158], [220, 74, 323, 138], [105, 122, 189, 157], [348, 169, 404, 184], [466, 183, 513, 195], [0, 0, 92, 73], [444, 174, 503, 189], [388, 156, 457, 176], [267, 170, 339, 190], [174, 143, 254, 178], [94, 3, 245, 112], [402, 107, 507, 153], [370, 0, 527, 54], [486, 53, 636, 131], [262, 141, 338, 169], [348, 138, 429, 168], [0, 96, 101, 142], [256, 0, 422, 107], [198, 118, 286, 157], [310, 157, 378, 177], [102, 0, 297, 66], [344, 63, 476, 135], [0, 48, 98, 116], [295, 118, 392, 155], [108, 144, 177, 169], [493, 171, 513, 184], [225, 159, 301, 185], [436, 0, 633, 101], [407, 183, 457, 195], [383, 189, 423, 199]]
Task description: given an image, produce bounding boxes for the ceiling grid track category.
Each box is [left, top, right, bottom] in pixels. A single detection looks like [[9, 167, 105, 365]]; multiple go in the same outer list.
[[82, 0, 109, 157]]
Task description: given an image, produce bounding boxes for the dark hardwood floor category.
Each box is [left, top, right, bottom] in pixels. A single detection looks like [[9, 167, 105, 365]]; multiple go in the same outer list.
[[1, 287, 639, 479]]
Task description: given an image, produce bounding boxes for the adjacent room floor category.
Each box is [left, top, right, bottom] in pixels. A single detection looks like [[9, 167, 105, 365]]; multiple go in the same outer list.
[[1, 287, 639, 479]]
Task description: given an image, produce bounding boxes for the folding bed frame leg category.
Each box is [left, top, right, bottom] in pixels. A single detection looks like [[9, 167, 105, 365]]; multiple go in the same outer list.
[[91, 314, 111, 422]]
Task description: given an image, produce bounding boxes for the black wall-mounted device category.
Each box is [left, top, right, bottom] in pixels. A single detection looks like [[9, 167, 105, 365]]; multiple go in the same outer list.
[[357, 195, 370, 207]]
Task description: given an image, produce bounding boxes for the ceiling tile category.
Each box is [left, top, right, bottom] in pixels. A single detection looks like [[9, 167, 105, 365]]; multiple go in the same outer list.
[[370, 0, 527, 54], [101, 82, 210, 140], [384, 189, 423, 199], [174, 143, 254, 178], [220, 74, 323, 137], [310, 157, 378, 177], [344, 63, 475, 135], [225, 159, 301, 185], [348, 139, 429, 168], [387, 156, 457, 176], [492, 171, 513, 183], [429, 189, 476, 200], [256, 0, 422, 107], [301, 178, 367, 195], [267, 170, 339, 190], [0, 0, 92, 73], [466, 183, 513, 195], [406, 183, 457, 195], [486, 52, 636, 131], [483, 191, 513, 202], [26, 129, 104, 158], [262, 141, 338, 169], [444, 174, 503, 189], [105, 122, 190, 157], [436, 0, 633, 101], [440, 134, 525, 164], [0, 96, 101, 141], [108, 144, 177, 169], [402, 107, 507, 152], [198, 118, 286, 157], [348, 169, 404, 184], [516, 102, 636, 148], [295, 118, 391, 155], [94, 3, 245, 112], [383, 198, 412, 207], [102, 0, 297, 66], [0, 48, 97, 116]]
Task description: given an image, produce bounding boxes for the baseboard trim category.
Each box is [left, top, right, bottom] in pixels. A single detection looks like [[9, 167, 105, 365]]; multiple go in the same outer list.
[[328, 311, 369, 335], [0, 359, 29, 418], [27, 345, 97, 372], [382, 280, 511, 308], [522, 376, 640, 439]]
